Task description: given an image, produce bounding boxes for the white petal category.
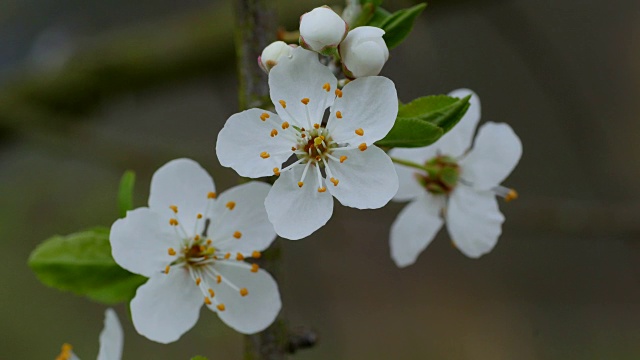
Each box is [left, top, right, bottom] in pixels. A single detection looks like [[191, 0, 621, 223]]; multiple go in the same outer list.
[[207, 263, 281, 334], [110, 208, 176, 277], [388, 147, 436, 202], [328, 76, 398, 145], [217, 109, 294, 178], [265, 163, 333, 240], [148, 158, 214, 232], [431, 88, 481, 158], [445, 186, 504, 258], [269, 47, 337, 128], [460, 122, 522, 190], [207, 182, 276, 253], [390, 193, 445, 267], [327, 146, 398, 209], [130, 270, 203, 344], [97, 309, 124, 360]]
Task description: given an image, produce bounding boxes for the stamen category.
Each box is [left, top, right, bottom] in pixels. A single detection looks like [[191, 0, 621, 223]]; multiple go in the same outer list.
[[208, 191, 217, 199], [298, 181, 304, 188], [313, 123, 320, 129], [506, 189, 518, 202], [206, 239, 212, 245], [251, 263, 260, 273], [196, 277, 202, 286], [336, 111, 342, 119], [57, 343, 73, 360], [279, 100, 287, 108], [318, 187, 327, 193], [216, 275, 222, 284], [323, 83, 331, 92], [355, 128, 364, 136], [240, 288, 249, 297], [340, 155, 347, 163], [226, 201, 236, 210], [270, 129, 278, 137], [358, 143, 368, 151], [260, 152, 270, 159], [164, 265, 170, 274], [208, 288, 215, 297], [330, 177, 339, 186], [194, 235, 201, 241], [233, 231, 242, 239], [493, 185, 519, 202], [335, 89, 343, 98], [299, 161, 312, 188], [236, 253, 245, 261], [224, 253, 231, 259], [169, 205, 178, 213], [260, 112, 270, 121], [169, 218, 178, 226], [273, 167, 280, 176], [314, 137, 323, 146], [252, 251, 261, 258], [282, 121, 290, 129], [204, 297, 212, 305], [291, 146, 297, 151], [168, 248, 176, 256], [301, 98, 310, 105], [197, 213, 203, 219], [217, 303, 226, 311]]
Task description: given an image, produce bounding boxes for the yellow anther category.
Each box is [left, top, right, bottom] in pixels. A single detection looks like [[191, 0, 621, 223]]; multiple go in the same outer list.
[[358, 143, 368, 151], [207, 191, 217, 199], [273, 167, 280, 176], [340, 155, 347, 163], [282, 121, 290, 129], [301, 133, 306, 138], [270, 129, 278, 137], [164, 265, 170, 274], [169, 218, 178, 226], [233, 231, 242, 239], [216, 275, 222, 284], [323, 82, 331, 92], [279, 100, 287, 108], [260, 112, 270, 121], [252, 251, 261, 258], [217, 303, 226, 311], [169, 205, 178, 213], [314, 137, 323, 146], [197, 213, 203, 219], [240, 288, 249, 297], [168, 248, 176, 256], [226, 201, 236, 210], [335, 89, 343, 98], [318, 186, 327, 193], [196, 277, 202, 286], [208, 288, 215, 298], [204, 297, 212, 305], [355, 128, 364, 136], [199, 245, 206, 252], [313, 123, 320, 129], [251, 263, 260, 273], [505, 189, 519, 202], [291, 146, 297, 151], [298, 181, 304, 188], [206, 239, 212, 245], [301, 98, 310, 105], [315, 155, 321, 161], [224, 253, 231, 259], [336, 111, 342, 119], [320, 135, 325, 140], [330, 177, 339, 186], [194, 235, 201, 241], [236, 253, 245, 261], [57, 343, 73, 360], [260, 151, 270, 159]]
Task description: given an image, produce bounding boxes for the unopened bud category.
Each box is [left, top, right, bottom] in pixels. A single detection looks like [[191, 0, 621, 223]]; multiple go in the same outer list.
[[299, 6, 348, 54], [339, 26, 389, 78], [258, 41, 295, 73]]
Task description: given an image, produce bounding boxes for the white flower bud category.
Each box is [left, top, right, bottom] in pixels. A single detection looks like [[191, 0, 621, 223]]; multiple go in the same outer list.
[[299, 6, 348, 54], [339, 26, 389, 78], [258, 41, 295, 73]]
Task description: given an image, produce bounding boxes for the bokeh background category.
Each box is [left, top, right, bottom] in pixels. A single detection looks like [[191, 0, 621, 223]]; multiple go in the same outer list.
[[2, 0, 640, 358]]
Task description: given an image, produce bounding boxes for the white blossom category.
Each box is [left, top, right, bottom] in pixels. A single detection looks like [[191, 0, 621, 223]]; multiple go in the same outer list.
[[55, 309, 123, 360], [110, 158, 281, 343], [217, 47, 399, 240], [389, 89, 522, 267], [340, 26, 389, 78], [259, 41, 295, 73], [299, 6, 348, 53]]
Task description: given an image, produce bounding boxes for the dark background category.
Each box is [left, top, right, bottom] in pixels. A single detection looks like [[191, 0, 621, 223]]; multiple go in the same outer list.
[[1, 0, 639, 358]]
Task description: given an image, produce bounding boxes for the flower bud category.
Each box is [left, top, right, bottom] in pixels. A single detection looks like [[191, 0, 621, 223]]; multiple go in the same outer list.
[[299, 6, 348, 54], [339, 26, 389, 78], [258, 41, 295, 73]]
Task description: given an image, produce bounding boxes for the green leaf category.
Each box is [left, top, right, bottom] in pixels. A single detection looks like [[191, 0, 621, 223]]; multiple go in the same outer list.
[[398, 94, 471, 133], [380, 3, 427, 49], [368, 7, 392, 28], [360, 0, 383, 6], [117, 170, 135, 218], [376, 117, 443, 148], [28, 229, 146, 304], [350, 3, 376, 29]]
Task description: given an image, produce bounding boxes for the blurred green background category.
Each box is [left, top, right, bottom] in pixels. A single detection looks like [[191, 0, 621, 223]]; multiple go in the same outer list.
[[1, 0, 639, 358]]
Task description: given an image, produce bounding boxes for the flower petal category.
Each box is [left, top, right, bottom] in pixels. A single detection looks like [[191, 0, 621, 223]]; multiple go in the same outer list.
[[110, 208, 176, 277], [327, 146, 398, 209], [446, 185, 504, 258], [217, 109, 294, 178], [265, 163, 333, 240], [388, 147, 436, 202], [148, 158, 215, 232], [431, 88, 481, 158], [269, 47, 337, 128], [97, 309, 124, 360], [130, 270, 203, 344], [328, 76, 398, 145], [207, 263, 281, 334], [390, 193, 445, 267], [460, 122, 522, 190], [207, 182, 276, 253]]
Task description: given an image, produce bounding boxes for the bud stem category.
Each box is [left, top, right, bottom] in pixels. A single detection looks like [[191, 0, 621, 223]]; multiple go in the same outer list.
[[390, 156, 428, 172]]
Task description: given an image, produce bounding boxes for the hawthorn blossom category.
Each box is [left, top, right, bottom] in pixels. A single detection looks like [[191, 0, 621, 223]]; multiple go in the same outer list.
[[110, 158, 281, 343], [56, 309, 123, 360], [299, 6, 348, 54], [389, 89, 522, 267], [339, 26, 389, 78], [216, 47, 399, 240]]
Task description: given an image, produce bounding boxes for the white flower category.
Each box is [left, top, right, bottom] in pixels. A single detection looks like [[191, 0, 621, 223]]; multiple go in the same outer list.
[[216, 47, 399, 240], [389, 89, 522, 267], [299, 6, 348, 53], [258, 41, 295, 73], [56, 308, 123, 360], [110, 158, 281, 343], [339, 26, 389, 78]]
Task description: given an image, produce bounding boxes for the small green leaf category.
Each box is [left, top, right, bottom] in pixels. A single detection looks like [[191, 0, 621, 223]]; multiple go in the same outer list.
[[117, 170, 136, 218], [376, 117, 443, 148], [368, 7, 392, 28], [360, 0, 383, 6], [28, 229, 146, 304], [399, 94, 471, 133], [190, 357, 209, 360], [380, 3, 427, 49]]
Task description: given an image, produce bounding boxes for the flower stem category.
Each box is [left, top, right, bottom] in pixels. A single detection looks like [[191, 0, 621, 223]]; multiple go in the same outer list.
[[390, 156, 427, 172]]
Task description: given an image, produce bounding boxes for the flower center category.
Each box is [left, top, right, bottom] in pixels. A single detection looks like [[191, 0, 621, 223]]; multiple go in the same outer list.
[[297, 127, 337, 165], [416, 155, 461, 195]]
